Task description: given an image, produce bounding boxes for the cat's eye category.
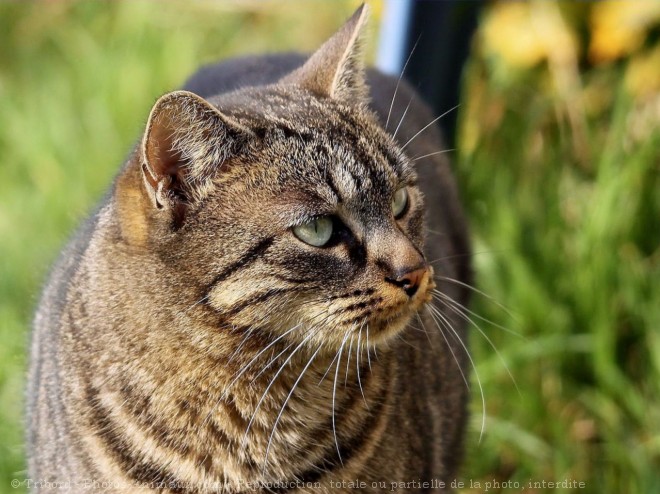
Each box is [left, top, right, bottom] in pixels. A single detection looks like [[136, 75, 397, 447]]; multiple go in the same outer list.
[[292, 216, 333, 247], [392, 187, 409, 218]]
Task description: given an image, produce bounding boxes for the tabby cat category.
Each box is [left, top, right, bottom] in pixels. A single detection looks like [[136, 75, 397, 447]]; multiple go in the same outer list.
[[28, 5, 471, 493]]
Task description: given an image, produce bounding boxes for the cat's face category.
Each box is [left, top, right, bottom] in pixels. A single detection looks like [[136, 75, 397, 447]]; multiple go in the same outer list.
[[121, 5, 433, 350], [183, 89, 433, 349]]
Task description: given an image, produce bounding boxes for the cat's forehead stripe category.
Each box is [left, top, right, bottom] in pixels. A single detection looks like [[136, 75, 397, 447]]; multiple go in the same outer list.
[[324, 169, 342, 203], [330, 162, 360, 201], [318, 144, 392, 204]]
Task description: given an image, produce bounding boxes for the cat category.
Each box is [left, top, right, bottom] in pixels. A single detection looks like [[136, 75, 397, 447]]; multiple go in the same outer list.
[[27, 5, 471, 493]]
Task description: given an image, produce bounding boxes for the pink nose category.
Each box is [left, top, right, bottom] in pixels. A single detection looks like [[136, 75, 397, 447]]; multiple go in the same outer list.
[[385, 267, 428, 297]]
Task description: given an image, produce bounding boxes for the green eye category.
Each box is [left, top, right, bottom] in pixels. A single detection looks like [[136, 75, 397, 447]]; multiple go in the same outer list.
[[392, 187, 409, 218], [292, 216, 333, 247]]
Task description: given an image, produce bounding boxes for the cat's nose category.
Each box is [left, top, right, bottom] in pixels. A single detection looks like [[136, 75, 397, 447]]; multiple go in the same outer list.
[[385, 266, 428, 297]]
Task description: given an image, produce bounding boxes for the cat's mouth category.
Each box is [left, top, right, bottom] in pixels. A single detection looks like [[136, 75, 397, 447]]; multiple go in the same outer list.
[[358, 269, 435, 342]]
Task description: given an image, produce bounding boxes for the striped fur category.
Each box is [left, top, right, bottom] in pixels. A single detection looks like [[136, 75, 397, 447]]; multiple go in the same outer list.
[[28, 5, 471, 493]]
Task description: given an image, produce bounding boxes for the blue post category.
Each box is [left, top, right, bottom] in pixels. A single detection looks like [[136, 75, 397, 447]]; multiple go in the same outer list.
[[378, 0, 482, 146]]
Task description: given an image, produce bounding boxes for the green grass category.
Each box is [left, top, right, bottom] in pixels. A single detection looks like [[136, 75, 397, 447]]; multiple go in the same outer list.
[[457, 53, 660, 491], [0, 1, 658, 493]]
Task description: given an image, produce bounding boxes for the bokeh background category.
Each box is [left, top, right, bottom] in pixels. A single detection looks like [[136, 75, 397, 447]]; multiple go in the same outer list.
[[1, 1, 658, 493]]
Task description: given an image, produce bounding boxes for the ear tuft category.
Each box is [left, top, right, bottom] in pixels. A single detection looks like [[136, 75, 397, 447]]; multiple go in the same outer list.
[[282, 4, 370, 103]]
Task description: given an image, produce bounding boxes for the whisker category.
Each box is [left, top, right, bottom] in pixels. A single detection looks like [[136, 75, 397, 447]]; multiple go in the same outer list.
[[425, 228, 447, 236], [434, 275, 519, 322], [249, 340, 296, 385], [185, 293, 209, 312], [427, 304, 486, 443], [201, 323, 302, 429], [401, 104, 460, 151], [263, 342, 323, 467], [356, 324, 368, 408], [406, 321, 430, 335], [303, 312, 334, 334], [365, 324, 372, 372], [414, 312, 433, 345], [432, 289, 521, 338], [426, 248, 508, 264], [411, 148, 455, 162], [393, 96, 413, 140], [332, 332, 350, 465], [344, 333, 355, 387], [226, 325, 256, 364], [318, 346, 342, 386], [419, 308, 469, 390], [432, 292, 520, 395], [241, 327, 319, 451], [395, 332, 420, 351], [385, 36, 420, 130], [221, 324, 300, 399]]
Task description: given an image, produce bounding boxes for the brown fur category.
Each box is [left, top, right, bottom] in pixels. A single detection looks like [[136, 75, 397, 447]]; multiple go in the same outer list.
[[28, 5, 471, 493]]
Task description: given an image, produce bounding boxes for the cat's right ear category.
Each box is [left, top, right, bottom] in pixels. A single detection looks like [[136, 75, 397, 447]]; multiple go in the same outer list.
[[281, 3, 369, 104], [140, 90, 252, 215]]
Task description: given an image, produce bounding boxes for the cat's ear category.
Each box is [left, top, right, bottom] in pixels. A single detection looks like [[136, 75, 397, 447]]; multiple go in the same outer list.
[[282, 3, 369, 103], [140, 90, 252, 211]]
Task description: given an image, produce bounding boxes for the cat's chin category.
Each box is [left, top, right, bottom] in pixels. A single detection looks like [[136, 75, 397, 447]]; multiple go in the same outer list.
[[369, 311, 416, 343], [366, 302, 432, 345]]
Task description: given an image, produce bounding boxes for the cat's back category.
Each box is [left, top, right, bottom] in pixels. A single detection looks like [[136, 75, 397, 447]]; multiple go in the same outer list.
[[27, 206, 104, 480]]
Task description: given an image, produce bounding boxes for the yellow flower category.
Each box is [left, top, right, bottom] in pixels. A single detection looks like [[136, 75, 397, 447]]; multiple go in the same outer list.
[[589, 0, 660, 63], [481, 2, 577, 69]]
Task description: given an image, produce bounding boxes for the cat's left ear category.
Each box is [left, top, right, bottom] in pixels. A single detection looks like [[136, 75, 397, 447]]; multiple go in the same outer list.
[[140, 91, 252, 210], [282, 3, 369, 103]]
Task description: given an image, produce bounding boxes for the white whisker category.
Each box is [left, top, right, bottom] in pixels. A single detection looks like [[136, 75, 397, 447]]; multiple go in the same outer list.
[[419, 309, 469, 390], [263, 342, 323, 466], [427, 304, 486, 443], [395, 332, 419, 351], [249, 340, 296, 385], [344, 333, 354, 387], [435, 275, 519, 322], [332, 332, 350, 465], [222, 324, 301, 399], [356, 324, 368, 408], [318, 346, 342, 386], [365, 324, 372, 372], [201, 323, 302, 429], [241, 327, 318, 451], [414, 312, 433, 344], [411, 148, 455, 162], [427, 248, 506, 264], [393, 97, 413, 140], [432, 292, 520, 395], [385, 36, 420, 130], [432, 288, 521, 338], [227, 325, 256, 364], [401, 104, 460, 151], [185, 293, 209, 312]]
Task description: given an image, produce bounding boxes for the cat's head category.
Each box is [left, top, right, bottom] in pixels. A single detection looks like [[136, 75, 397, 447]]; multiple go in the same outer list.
[[115, 4, 434, 351]]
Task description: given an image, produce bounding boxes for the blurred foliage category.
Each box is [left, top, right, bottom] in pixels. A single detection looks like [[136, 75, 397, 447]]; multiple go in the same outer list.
[[458, 1, 660, 493], [0, 1, 658, 494]]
